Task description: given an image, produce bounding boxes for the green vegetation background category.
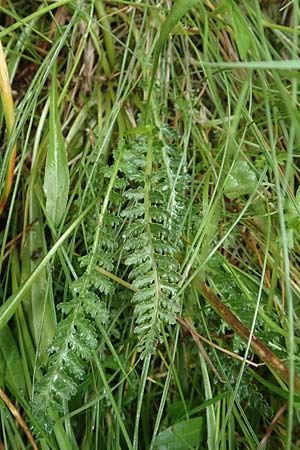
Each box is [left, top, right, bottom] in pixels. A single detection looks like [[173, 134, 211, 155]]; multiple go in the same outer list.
[[0, 1, 300, 449]]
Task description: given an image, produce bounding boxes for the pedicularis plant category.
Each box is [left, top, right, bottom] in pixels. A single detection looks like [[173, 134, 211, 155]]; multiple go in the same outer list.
[[0, 1, 299, 449]]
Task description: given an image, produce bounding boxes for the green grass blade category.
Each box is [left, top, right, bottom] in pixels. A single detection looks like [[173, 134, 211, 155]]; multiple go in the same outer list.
[[133, 354, 151, 449], [94, 351, 134, 450], [1, 1, 300, 446], [0, 0, 73, 39], [146, 0, 198, 118], [0, 202, 94, 329]]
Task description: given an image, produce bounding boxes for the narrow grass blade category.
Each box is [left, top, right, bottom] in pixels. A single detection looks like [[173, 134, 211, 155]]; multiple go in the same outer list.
[[0, 202, 94, 329], [0, 0, 73, 39], [199, 353, 216, 450], [146, 0, 198, 117], [94, 351, 134, 450], [200, 60, 300, 70], [0, 40, 17, 215], [43, 64, 69, 227], [0, 388, 39, 450], [227, 0, 251, 60]]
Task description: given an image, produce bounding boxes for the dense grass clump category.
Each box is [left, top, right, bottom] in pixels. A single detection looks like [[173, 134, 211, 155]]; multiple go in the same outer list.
[[0, 1, 300, 449]]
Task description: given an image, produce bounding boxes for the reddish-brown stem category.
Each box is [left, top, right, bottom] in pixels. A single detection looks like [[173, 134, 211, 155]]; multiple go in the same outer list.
[[0, 388, 39, 450], [195, 281, 299, 392]]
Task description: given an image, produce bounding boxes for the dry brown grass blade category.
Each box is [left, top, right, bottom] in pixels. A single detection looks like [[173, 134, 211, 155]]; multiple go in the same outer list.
[[177, 315, 266, 369], [257, 402, 287, 450], [197, 282, 300, 392], [0, 388, 39, 450]]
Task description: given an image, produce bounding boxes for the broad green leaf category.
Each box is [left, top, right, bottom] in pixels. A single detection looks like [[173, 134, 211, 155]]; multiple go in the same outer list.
[[0, 325, 25, 394], [285, 187, 300, 231], [224, 158, 257, 199], [43, 65, 69, 227], [285, 187, 300, 248], [154, 417, 203, 450], [22, 98, 56, 364], [21, 199, 56, 364], [146, 0, 198, 116]]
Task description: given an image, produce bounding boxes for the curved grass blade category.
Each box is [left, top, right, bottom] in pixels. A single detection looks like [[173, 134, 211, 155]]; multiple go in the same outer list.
[[146, 0, 198, 118], [0, 40, 17, 215]]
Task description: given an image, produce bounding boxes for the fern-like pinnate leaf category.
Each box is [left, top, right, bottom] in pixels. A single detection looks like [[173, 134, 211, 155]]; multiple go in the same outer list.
[[121, 131, 185, 356], [31, 133, 188, 429], [32, 145, 125, 431], [32, 300, 97, 430]]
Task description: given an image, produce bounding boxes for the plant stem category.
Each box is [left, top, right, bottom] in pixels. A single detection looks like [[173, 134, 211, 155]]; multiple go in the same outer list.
[[196, 281, 300, 393]]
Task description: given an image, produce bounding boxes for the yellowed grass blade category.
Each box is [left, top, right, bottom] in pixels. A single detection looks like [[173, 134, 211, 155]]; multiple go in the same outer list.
[[0, 40, 17, 215]]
